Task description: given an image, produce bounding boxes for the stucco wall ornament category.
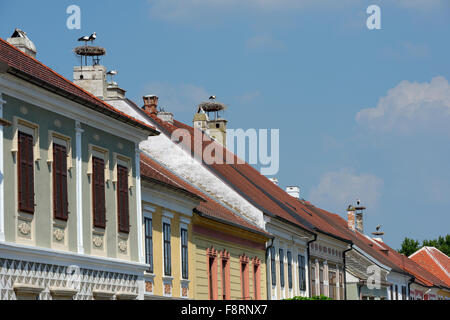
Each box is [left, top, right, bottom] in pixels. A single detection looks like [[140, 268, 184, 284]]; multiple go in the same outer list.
[[18, 222, 31, 235]]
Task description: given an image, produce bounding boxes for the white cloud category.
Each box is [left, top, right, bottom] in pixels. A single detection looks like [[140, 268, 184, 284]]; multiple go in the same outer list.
[[356, 76, 450, 133], [309, 168, 383, 213], [143, 82, 209, 113]]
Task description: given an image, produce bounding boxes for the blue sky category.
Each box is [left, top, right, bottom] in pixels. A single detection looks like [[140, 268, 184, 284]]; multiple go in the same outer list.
[[1, 0, 449, 249]]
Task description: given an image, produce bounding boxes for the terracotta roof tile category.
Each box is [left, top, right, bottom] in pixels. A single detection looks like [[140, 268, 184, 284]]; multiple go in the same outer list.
[[0, 38, 158, 134], [410, 247, 450, 287], [140, 153, 269, 237]]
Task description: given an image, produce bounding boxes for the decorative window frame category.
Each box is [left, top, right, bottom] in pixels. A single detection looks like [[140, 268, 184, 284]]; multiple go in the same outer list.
[[87, 144, 110, 181], [11, 116, 40, 161], [162, 210, 174, 277], [220, 249, 231, 300], [240, 254, 250, 300], [252, 257, 261, 300], [179, 216, 190, 281], [206, 246, 218, 300], [112, 152, 133, 188], [143, 204, 155, 275], [47, 131, 73, 170]]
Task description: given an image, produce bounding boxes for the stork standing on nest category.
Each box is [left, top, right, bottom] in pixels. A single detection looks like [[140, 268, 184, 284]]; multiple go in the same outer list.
[[88, 32, 97, 43], [209, 95, 216, 101], [77, 35, 90, 45]]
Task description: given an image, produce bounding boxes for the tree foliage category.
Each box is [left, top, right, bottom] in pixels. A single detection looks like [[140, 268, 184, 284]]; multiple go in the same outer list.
[[398, 234, 450, 256]]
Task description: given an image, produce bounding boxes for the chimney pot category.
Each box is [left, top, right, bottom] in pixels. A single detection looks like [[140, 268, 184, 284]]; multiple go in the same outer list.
[[268, 178, 279, 185], [286, 186, 300, 199], [143, 95, 158, 114]]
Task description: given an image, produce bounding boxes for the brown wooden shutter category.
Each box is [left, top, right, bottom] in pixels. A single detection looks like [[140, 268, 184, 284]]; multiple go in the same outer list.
[[53, 144, 68, 220], [117, 165, 129, 233], [18, 132, 34, 213], [92, 157, 106, 228]]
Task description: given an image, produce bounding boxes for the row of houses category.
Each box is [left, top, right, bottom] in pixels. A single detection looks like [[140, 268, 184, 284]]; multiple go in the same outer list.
[[0, 29, 449, 300]]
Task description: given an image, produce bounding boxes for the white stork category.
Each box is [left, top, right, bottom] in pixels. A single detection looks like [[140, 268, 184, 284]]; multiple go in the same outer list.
[[88, 32, 97, 43], [77, 35, 89, 45]]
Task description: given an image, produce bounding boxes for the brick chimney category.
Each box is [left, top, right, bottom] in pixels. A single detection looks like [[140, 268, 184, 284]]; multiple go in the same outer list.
[[347, 205, 356, 231], [143, 95, 158, 115], [286, 186, 300, 199], [347, 202, 365, 233]]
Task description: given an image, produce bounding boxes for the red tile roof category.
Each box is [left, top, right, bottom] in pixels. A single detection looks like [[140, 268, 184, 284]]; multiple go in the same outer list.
[[410, 247, 450, 287], [372, 240, 450, 289], [0, 38, 158, 135], [140, 153, 270, 237], [145, 113, 355, 242]]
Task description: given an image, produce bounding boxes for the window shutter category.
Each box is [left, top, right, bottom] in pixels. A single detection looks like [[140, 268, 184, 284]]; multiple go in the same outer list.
[[53, 145, 60, 218], [117, 165, 129, 233], [18, 132, 34, 213], [93, 157, 106, 228]]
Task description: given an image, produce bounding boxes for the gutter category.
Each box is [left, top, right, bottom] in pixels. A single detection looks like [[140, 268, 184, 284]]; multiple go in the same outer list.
[[307, 234, 317, 297], [265, 237, 275, 300], [343, 244, 353, 300]]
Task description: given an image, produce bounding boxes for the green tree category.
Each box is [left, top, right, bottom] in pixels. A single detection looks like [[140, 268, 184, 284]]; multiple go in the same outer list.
[[398, 237, 421, 256], [398, 234, 450, 256], [422, 235, 450, 256]]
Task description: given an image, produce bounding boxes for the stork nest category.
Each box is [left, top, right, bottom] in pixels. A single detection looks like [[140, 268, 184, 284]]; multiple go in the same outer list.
[[74, 46, 106, 56], [197, 101, 227, 112]]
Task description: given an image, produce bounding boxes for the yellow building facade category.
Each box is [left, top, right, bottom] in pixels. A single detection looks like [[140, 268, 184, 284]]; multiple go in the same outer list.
[[192, 213, 269, 300], [140, 173, 202, 300]]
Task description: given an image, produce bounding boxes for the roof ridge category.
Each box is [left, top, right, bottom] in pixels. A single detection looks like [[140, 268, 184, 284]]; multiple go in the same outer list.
[[0, 37, 156, 133], [424, 247, 450, 278]]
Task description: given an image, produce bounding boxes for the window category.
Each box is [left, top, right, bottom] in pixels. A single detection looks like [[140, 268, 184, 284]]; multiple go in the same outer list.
[[298, 255, 306, 291], [207, 247, 218, 300], [52, 143, 68, 220], [339, 272, 344, 300], [117, 164, 129, 233], [279, 249, 285, 288], [329, 270, 336, 300], [270, 247, 276, 286], [253, 259, 261, 300], [240, 255, 250, 300], [319, 267, 324, 295], [163, 222, 171, 276], [402, 286, 407, 300], [311, 266, 316, 296], [18, 131, 34, 213], [144, 217, 153, 273], [181, 227, 188, 279], [221, 253, 230, 300], [92, 157, 106, 228], [287, 251, 293, 289]]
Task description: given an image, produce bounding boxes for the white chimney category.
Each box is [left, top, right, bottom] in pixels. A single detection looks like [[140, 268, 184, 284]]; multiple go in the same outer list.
[[7, 29, 37, 58], [268, 178, 279, 185], [286, 186, 300, 199], [157, 110, 174, 124]]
